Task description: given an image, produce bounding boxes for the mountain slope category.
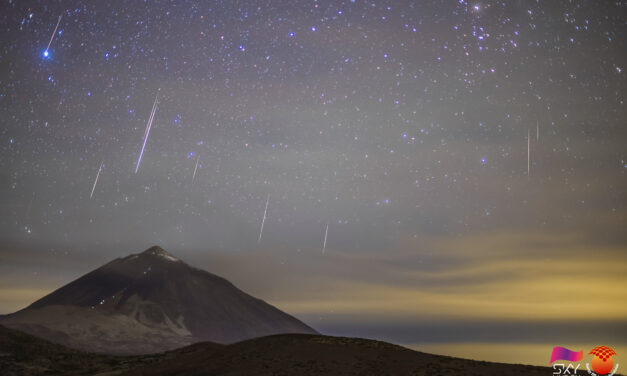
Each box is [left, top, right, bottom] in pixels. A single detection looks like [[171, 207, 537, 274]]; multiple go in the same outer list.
[[0, 246, 316, 354], [0, 324, 166, 376]]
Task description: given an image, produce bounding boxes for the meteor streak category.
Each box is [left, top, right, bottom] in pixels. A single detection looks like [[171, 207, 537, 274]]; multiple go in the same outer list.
[[536, 120, 539, 141], [527, 128, 530, 177], [25, 193, 35, 220], [191, 155, 200, 184], [323, 222, 329, 253], [257, 194, 270, 244], [90, 161, 103, 199], [135, 93, 159, 174], [44, 14, 63, 57]]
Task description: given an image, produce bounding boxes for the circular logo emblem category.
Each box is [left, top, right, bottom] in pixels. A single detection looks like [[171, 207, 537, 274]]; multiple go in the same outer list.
[[589, 346, 617, 375]]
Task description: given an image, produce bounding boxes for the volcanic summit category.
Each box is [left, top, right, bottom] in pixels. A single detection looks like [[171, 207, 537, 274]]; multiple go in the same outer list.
[[0, 246, 317, 354]]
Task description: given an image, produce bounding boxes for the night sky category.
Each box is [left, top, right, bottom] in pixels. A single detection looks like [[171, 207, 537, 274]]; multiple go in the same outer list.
[[1, 0, 626, 364]]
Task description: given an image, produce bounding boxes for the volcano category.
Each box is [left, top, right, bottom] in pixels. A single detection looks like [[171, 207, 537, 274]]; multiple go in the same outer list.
[[0, 246, 317, 354]]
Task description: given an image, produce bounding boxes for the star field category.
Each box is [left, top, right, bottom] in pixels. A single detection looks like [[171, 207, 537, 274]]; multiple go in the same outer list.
[[0, 0, 626, 359]]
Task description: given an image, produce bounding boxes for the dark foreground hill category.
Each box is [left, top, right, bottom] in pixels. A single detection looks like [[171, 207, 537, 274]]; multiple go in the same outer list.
[[0, 246, 316, 354], [0, 324, 157, 375], [122, 334, 597, 376], [1, 325, 599, 376]]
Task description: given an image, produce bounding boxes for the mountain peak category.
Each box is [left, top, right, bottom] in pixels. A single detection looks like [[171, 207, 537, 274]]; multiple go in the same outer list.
[[139, 246, 180, 262], [1, 245, 317, 354]]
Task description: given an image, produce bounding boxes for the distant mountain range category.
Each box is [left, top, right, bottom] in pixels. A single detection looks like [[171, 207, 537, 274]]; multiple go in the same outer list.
[[1, 324, 588, 376], [0, 246, 316, 354]]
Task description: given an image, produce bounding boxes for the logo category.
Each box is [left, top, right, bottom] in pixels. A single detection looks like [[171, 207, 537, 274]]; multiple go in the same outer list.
[[550, 346, 619, 376], [587, 346, 618, 376], [551, 346, 583, 363]]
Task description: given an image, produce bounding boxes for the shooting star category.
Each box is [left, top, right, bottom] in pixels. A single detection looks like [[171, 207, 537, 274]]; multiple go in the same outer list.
[[536, 120, 539, 141], [44, 14, 63, 57], [257, 194, 270, 244], [191, 155, 200, 184], [135, 93, 159, 174], [90, 161, 104, 199], [322, 222, 329, 253], [527, 128, 531, 177], [25, 193, 35, 221]]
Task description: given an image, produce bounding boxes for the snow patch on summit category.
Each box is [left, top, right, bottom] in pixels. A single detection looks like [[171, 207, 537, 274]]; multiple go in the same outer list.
[[146, 247, 180, 262], [161, 253, 179, 262]]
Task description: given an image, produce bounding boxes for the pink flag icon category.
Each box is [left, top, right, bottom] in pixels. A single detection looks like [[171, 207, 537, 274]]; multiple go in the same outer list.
[[550, 346, 583, 364]]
